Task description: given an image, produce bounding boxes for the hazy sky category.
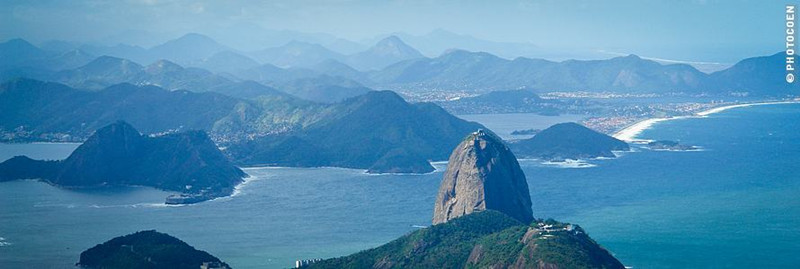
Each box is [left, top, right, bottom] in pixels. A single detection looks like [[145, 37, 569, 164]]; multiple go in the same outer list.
[[0, 0, 787, 63]]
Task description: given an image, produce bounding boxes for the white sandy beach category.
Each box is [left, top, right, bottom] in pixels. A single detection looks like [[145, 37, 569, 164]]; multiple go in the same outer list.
[[695, 100, 799, 116], [613, 100, 800, 142]]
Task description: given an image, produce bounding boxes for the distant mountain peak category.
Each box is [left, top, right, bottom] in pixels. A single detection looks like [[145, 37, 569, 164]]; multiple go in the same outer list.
[[379, 35, 404, 44], [346, 36, 424, 70], [357, 90, 407, 105], [370, 35, 422, 57], [2, 38, 36, 48], [146, 59, 184, 73], [172, 32, 218, 44], [613, 54, 644, 62], [92, 120, 141, 140], [0, 38, 46, 62], [148, 33, 228, 64], [439, 49, 491, 58], [621, 54, 644, 63], [80, 55, 143, 72], [87, 55, 131, 64]]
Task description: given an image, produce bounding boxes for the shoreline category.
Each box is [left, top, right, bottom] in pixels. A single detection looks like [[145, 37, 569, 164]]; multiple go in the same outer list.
[[239, 161, 447, 176], [613, 100, 800, 142]]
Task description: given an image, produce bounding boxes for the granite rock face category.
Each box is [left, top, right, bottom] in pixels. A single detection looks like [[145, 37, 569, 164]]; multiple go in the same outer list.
[[433, 129, 534, 224]]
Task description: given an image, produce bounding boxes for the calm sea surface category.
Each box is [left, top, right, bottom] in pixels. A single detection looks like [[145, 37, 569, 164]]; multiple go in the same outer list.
[[1, 104, 798, 268]]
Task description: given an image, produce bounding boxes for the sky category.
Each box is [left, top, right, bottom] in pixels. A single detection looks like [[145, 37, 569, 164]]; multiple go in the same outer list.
[[0, 0, 788, 63]]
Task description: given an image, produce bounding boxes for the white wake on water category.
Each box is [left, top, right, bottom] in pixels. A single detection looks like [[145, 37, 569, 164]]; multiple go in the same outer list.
[[518, 158, 598, 169], [540, 159, 598, 169], [231, 174, 265, 197]]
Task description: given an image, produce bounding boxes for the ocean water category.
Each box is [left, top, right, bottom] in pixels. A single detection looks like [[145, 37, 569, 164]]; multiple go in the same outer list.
[[458, 113, 584, 140], [0, 142, 79, 162], [1, 105, 799, 268]]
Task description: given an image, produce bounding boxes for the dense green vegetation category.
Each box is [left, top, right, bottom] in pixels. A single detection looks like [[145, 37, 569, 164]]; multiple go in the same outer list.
[[227, 91, 484, 173], [307, 210, 625, 269], [0, 121, 245, 203], [0, 78, 246, 137], [1, 79, 483, 173], [309, 210, 522, 268], [78, 230, 229, 269]]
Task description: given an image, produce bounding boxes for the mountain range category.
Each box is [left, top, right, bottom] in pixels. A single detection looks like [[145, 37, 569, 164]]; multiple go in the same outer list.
[[0, 79, 250, 137], [251, 36, 424, 71], [371, 51, 696, 93], [370, 50, 796, 96], [0, 79, 484, 173], [0, 48, 370, 103], [2, 34, 795, 98], [377, 29, 543, 59]]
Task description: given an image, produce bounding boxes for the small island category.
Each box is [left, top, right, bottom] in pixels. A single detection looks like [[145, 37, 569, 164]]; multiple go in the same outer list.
[[0, 121, 246, 204], [510, 128, 540, 135], [647, 140, 699, 151], [510, 122, 630, 161], [78, 230, 230, 269]]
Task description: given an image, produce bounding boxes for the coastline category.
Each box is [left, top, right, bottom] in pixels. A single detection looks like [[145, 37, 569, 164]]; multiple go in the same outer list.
[[613, 100, 800, 142], [230, 174, 260, 198]]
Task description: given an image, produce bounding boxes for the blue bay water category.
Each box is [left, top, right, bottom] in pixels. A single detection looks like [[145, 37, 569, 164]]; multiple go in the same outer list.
[[1, 103, 799, 268]]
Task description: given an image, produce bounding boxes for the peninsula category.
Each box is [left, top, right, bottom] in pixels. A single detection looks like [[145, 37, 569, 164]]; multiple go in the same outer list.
[[0, 121, 246, 204]]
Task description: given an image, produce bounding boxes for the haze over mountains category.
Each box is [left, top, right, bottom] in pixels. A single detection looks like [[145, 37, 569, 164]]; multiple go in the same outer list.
[[2, 31, 793, 102], [0, 30, 796, 174], [0, 79, 484, 173]]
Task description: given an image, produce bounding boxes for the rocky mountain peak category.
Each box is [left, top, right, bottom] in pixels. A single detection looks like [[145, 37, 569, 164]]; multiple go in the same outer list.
[[433, 129, 534, 224]]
